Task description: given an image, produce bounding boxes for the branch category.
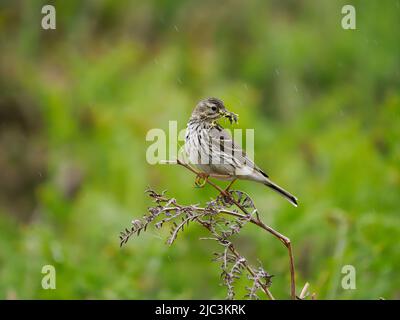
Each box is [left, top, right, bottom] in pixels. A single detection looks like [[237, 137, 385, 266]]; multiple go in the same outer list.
[[173, 159, 297, 299], [120, 160, 301, 299], [196, 217, 275, 300]]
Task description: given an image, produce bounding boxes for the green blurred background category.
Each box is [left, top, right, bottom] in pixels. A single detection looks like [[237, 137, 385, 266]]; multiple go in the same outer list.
[[0, 0, 399, 299]]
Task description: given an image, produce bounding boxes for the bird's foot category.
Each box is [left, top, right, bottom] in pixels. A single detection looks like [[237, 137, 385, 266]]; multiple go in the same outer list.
[[219, 189, 232, 203], [194, 173, 209, 188]]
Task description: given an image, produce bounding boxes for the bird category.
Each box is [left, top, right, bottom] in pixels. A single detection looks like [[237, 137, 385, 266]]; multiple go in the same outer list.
[[184, 97, 298, 207]]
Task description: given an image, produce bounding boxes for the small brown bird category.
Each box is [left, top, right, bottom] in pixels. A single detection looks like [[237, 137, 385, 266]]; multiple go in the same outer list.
[[184, 97, 298, 207]]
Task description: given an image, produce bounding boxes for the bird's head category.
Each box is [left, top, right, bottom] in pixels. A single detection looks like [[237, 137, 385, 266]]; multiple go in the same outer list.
[[191, 97, 238, 124]]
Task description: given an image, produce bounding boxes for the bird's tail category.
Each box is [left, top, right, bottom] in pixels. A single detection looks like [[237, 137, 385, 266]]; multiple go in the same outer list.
[[264, 179, 298, 207]]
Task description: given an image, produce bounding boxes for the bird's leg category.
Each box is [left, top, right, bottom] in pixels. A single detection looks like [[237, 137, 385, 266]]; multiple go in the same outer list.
[[194, 172, 209, 188], [218, 179, 237, 200], [224, 179, 237, 193]]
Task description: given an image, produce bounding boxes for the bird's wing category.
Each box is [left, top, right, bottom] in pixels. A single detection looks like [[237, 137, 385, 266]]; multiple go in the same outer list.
[[206, 124, 269, 178]]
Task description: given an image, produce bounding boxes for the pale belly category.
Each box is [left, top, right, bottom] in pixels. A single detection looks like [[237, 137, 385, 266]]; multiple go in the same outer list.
[[194, 163, 236, 181]]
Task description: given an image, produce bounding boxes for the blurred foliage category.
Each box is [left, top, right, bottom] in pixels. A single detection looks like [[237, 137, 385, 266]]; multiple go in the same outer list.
[[0, 0, 399, 299]]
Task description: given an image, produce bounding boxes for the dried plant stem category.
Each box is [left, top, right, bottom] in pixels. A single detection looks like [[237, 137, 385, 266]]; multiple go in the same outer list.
[[174, 159, 297, 300], [228, 243, 275, 300], [195, 218, 275, 300], [152, 195, 275, 300], [299, 282, 310, 300]]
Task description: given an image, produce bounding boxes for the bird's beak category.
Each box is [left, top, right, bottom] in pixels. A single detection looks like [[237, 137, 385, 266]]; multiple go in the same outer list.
[[220, 108, 239, 124]]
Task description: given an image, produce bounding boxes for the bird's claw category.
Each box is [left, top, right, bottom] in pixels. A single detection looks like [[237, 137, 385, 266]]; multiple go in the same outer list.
[[194, 173, 209, 188], [218, 189, 232, 203]]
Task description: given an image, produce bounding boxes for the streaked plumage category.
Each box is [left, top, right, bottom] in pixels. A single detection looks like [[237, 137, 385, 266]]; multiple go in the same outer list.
[[184, 97, 298, 207]]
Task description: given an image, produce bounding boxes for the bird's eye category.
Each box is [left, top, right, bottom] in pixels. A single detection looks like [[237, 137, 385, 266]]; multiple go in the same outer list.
[[211, 106, 217, 112]]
